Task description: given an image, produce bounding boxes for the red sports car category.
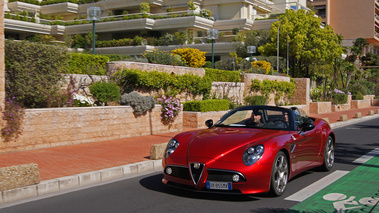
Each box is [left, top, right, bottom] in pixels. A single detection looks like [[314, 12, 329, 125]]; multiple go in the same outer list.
[[162, 105, 335, 196]]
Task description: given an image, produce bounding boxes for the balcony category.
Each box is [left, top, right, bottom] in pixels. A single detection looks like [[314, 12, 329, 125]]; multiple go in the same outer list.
[[40, 2, 79, 16]]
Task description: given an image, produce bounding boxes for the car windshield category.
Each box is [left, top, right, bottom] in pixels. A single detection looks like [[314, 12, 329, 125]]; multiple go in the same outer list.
[[214, 107, 291, 130]]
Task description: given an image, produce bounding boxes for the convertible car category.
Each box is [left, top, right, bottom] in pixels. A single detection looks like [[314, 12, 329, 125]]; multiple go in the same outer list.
[[162, 105, 335, 196]]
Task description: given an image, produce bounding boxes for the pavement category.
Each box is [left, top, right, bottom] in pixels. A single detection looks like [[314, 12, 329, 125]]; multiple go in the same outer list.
[[0, 106, 378, 205]]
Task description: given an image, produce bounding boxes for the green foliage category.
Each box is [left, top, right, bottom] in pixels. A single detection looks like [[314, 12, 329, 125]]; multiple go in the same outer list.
[[5, 40, 70, 108], [259, 9, 344, 78], [183, 99, 230, 112], [143, 50, 186, 66], [204, 68, 241, 82], [96, 38, 134, 48], [250, 79, 296, 103], [172, 47, 206, 68], [187, 0, 197, 10], [244, 95, 267, 105], [68, 53, 108, 75], [332, 93, 348, 105], [140, 2, 150, 13], [120, 91, 155, 115], [114, 69, 212, 97], [1, 98, 25, 142], [349, 83, 368, 96], [133, 35, 143, 46], [352, 91, 364, 100], [89, 81, 121, 106]]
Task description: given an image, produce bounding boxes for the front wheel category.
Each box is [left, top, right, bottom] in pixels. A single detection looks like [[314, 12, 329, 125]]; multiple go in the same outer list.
[[321, 136, 334, 171], [269, 151, 289, 197]]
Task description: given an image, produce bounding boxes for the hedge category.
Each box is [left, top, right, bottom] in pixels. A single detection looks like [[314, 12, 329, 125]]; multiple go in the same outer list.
[[114, 69, 212, 97], [204, 68, 241, 82], [183, 99, 230, 112], [68, 53, 109, 75]]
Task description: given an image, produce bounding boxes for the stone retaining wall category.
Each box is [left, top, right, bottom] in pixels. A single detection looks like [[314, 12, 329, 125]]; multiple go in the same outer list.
[[183, 110, 228, 129], [0, 105, 182, 153], [351, 99, 371, 109], [309, 102, 332, 114], [107, 61, 205, 77]]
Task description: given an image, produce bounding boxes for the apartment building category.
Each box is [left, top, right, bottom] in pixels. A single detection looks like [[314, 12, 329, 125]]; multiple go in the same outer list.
[[3, 0, 305, 59], [311, 0, 379, 55]]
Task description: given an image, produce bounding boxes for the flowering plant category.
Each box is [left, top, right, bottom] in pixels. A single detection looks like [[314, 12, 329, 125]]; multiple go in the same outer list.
[[1, 97, 25, 142], [157, 96, 181, 124], [73, 93, 95, 107]]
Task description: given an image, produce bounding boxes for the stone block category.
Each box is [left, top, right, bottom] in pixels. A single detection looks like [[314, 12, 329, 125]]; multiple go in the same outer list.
[[2, 185, 37, 203], [0, 163, 40, 191], [150, 143, 167, 160], [376, 109, 379, 114], [37, 179, 59, 196], [58, 176, 79, 191], [78, 172, 101, 186], [100, 167, 123, 181], [340, 115, 348, 121], [368, 110, 374, 115], [355, 112, 362, 118]]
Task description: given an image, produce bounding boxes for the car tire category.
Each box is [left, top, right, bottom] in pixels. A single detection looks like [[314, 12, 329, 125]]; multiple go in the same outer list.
[[269, 151, 288, 197], [321, 136, 334, 171]]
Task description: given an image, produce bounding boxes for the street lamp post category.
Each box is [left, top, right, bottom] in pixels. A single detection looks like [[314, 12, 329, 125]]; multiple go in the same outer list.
[[87, 7, 101, 55], [207, 29, 219, 69], [247, 46, 256, 62]]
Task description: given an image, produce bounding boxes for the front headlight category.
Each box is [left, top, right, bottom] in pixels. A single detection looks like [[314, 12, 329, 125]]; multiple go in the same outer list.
[[165, 139, 180, 158], [243, 145, 264, 166]]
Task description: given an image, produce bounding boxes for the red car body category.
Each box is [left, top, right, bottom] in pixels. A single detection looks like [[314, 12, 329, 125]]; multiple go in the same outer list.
[[162, 106, 335, 196]]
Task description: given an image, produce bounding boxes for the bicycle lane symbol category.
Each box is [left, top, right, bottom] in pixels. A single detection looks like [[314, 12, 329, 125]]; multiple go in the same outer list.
[[323, 193, 379, 213]]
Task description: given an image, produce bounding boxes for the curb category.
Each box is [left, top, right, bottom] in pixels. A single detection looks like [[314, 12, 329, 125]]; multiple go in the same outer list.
[[1, 113, 378, 205], [0, 160, 162, 205]]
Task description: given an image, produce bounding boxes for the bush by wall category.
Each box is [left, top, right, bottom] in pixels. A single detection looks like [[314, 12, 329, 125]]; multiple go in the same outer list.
[[5, 40, 71, 108], [89, 81, 121, 105], [204, 68, 241, 82], [251, 60, 271, 74], [120, 91, 155, 115], [143, 50, 186, 66], [332, 93, 348, 105], [183, 99, 230, 112], [68, 53, 109, 75], [114, 69, 212, 97], [352, 91, 364, 100], [250, 79, 296, 103], [244, 95, 267, 106], [172, 47, 206, 68]]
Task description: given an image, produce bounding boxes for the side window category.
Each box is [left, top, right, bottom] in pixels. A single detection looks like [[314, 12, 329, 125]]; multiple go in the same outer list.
[[294, 110, 302, 129]]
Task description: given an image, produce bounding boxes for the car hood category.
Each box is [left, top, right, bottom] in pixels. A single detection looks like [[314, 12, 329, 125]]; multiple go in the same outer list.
[[187, 127, 285, 161]]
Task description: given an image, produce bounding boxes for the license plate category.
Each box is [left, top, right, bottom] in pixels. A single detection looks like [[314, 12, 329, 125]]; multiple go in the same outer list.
[[206, 181, 232, 190]]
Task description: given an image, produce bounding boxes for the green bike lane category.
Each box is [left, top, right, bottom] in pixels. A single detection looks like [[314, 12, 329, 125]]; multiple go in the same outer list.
[[288, 152, 379, 213]]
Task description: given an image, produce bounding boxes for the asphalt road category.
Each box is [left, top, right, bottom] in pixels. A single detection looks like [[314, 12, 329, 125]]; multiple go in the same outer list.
[[1, 117, 378, 213]]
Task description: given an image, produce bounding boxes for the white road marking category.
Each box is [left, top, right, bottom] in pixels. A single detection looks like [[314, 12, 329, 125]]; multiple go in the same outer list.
[[286, 148, 379, 202], [353, 148, 379, 164], [285, 170, 349, 202]]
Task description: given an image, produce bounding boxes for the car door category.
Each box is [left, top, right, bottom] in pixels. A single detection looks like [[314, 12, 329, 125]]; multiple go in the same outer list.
[[291, 110, 320, 171]]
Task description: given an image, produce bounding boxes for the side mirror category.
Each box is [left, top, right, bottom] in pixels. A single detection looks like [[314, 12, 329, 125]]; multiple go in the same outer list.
[[205, 119, 213, 128], [301, 123, 315, 132]]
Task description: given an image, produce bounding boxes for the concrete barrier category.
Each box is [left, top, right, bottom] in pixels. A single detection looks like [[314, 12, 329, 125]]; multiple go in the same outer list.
[[368, 110, 375, 115], [150, 143, 168, 160], [0, 163, 40, 191], [355, 112, 362, 118]]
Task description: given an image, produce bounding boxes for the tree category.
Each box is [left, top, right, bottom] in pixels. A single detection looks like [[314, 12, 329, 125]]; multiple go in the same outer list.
[[234, 30, 270, 58], [259, 9, 344, 78], [351, 38, 368, 59]]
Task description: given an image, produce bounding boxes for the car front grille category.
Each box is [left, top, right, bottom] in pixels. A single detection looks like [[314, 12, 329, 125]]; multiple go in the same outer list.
[[165, 166, 191, 180], [207, 169, 246, 182]]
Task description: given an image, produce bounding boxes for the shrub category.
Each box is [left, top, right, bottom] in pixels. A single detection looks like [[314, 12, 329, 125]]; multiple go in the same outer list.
[[215, 59, 234, 71], [143, 49, 186, 66], [352, 91, 364, 100], [251, 60, 271, 74], [1, 97, 25, 142], [140, 2, 150, 13], [68, 53, 109, 75], [172, 47, 206, 68], [244, 95, 267, 105], [89, 81, 121, 106], [349, 83, 368, 96], [332, 93, 348, 105], [205, 68, 241, 82], [5, 40, 70, 108], [120, 92, 155, 115], [114, 69, 212, 97], [250, 79, 296, 103], [183, 99, 229, 112]]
